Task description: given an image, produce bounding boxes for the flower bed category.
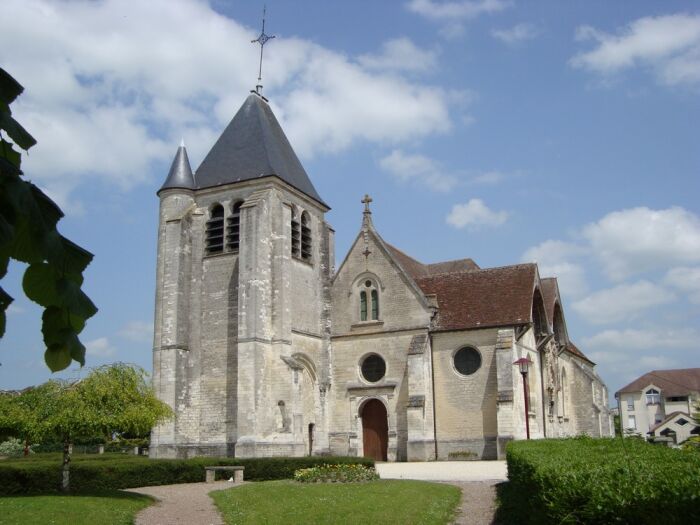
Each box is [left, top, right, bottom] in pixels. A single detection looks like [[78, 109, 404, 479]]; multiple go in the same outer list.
[[294, 463, 379, 483]]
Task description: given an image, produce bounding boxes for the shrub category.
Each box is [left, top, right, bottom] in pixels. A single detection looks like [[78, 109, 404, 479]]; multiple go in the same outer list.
[[0, 454, 374, 494], [503, 436, 700, 525], [0, 438, 32, 457], [294, 464, 379, 483]]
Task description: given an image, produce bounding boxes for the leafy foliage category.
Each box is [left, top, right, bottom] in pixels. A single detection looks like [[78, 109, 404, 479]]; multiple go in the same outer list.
[[0, 437, 33, 457], [0, 454, 375, 494], [294, 463, 379, 483], [0, 67, 96, 371], [502, 436, 700, 524]]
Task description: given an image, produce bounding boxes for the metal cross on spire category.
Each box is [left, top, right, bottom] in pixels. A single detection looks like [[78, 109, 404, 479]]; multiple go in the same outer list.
[[251, 6, 275, 95]]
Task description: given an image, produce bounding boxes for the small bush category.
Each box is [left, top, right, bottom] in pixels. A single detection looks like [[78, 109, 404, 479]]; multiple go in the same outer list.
[[294, 464, 379, 483], [0, 454, 374, 494], [0, 438, 32, 457], [503, 436, 700, 525], [447, 450, 476, 460]]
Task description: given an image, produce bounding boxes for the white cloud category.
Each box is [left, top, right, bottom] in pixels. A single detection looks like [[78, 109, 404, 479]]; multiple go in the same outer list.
[[570, 13, 700, 86], [492, 23, 538, 45], [379, 150, 457, 192], [664, 266, 700, 304], [85, 337, 116, 357], [446, 198, 509, 229], [118, 321, 154, 343], [583, 327, 697, 351], [1, 0, 457, 202], [406, 0, 512, 38], [470, 171, 505, 185], [358, 38, 438, 73], [522, 240, 588, 297], [572, 280, 674, 324], [582, 206, 700, 281]]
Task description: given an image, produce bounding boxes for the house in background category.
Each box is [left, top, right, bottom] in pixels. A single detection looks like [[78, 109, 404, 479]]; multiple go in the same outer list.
[[616, 368, 700, 444]]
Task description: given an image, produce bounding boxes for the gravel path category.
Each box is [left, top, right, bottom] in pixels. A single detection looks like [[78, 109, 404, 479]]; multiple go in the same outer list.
[[447, 481, 500, 525], [125, 480, 239, 525]]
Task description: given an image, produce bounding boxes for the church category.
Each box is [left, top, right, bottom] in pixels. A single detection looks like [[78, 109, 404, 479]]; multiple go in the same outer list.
[[150, 90, 613, 462]]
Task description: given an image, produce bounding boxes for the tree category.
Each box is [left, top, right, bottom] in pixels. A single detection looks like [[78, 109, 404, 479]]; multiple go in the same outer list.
[[0, 67, 97, 371], [0, 364, 173, 491]]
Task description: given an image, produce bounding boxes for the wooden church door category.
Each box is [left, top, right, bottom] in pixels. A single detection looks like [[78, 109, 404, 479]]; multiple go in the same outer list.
[[362, 399, 388, 461]]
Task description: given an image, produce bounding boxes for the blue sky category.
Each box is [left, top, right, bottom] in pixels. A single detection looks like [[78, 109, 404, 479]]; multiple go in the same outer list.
[[1, 0, 698, 404]]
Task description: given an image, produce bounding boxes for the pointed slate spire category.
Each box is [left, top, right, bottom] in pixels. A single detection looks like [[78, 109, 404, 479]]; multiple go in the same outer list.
[[159, 142, 194, 194], [195, 94, 328, 208]]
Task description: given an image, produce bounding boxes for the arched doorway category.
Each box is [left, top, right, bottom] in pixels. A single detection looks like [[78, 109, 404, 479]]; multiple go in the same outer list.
[[361, 399, 388, 461]]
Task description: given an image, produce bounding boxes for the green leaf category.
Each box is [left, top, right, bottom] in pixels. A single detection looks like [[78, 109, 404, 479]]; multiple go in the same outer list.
[[45, 345, 72, 372], [66, 333, 86, 366], [22, 263, 60, 307], [42, 306, 86, 346], [0, 68, 24, 106], [0, 213, 15, 251], [55, 278, 98, 319], [0, 254, 8, 279], [0, 286, 12, 339], [0, 112, 36, 151]]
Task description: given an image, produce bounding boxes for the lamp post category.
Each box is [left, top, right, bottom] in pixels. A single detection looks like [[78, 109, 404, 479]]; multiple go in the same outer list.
[[514, 357, 532, 440]]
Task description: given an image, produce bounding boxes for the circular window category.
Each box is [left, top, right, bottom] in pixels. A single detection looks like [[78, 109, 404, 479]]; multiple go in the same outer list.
[[361, 354, 386, 383], [453, 347, 481, 376], [365, 280, 372, 287]]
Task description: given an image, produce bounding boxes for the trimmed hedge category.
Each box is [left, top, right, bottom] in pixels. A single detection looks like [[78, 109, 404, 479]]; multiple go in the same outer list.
[[504, 436, 700, 525], [0, 455, 374, 494]]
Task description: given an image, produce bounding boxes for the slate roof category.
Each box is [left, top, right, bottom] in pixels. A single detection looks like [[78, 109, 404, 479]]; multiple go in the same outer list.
[[616, 368, 700, 396], [194, 93, 327, 207], [159, 144, 195, 193], [414, 264, 537, 331], [540, 277, 559, 326], [385, 243, 479, 279]]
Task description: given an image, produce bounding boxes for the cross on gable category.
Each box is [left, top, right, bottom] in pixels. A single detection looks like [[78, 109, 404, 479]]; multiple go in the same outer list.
[[362, 194, 373, 213]]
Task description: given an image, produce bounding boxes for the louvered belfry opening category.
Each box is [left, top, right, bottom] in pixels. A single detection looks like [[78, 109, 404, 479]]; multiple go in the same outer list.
[[227, 201, 242, 252], [301, 211, 312, 261], [206, 204, 224, 254], [291, 210, 301, 258]]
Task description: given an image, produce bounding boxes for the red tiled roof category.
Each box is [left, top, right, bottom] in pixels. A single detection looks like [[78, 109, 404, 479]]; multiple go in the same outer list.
[[564, 341, 594, 365], [414, 264, 537, 331], [385, 243, 479, 280], [616, 368, 700, 396]]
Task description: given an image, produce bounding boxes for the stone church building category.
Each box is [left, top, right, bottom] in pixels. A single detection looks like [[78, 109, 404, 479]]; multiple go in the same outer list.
[[150, 91, 613, 462]]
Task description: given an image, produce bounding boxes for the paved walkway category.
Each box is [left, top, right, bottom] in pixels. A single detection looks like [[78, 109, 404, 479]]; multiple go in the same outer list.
[[376, 460, 507, 481], [125, 480, 237, 525]]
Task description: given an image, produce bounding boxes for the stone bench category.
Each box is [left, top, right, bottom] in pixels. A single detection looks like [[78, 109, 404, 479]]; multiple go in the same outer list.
[[204, 466, 244, 483]]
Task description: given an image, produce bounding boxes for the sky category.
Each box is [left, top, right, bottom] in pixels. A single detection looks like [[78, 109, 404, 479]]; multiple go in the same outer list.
[[0, 0, 698, 405]]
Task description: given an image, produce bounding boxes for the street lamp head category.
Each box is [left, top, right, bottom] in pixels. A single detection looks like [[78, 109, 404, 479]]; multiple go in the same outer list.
[[513, 357, 531, 375]]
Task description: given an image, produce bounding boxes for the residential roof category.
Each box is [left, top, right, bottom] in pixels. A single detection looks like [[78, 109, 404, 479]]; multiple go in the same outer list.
[[564, 341, 595, 365], [158, 144, 195, 193], [649, 411, 698, 434], [385, 243, 479, 279], [616, 368, 700, 396], [414, 264, 537, 331], [540, 277, 559, 325], [194, 93, 327, 207]]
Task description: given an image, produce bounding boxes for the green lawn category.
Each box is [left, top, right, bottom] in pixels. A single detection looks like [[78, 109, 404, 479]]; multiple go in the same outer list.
[[211, 479, 461, 525], [0, 491, 153, 525]]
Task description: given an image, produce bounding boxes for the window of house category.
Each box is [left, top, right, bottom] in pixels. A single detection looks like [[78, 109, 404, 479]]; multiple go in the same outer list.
[[361, 354, 386, 383], [205, 204, 224, 254], [301, 211, 312, 261], [678, 418, 689, 426], [627, 397, 634, 411], [560, 368, 568, 418], [453, 347, 481, 376], [668, 396, 688, 402], [627, 415, 636, 430], [291, 209, 301, 258], [646, 389, 660, 405], [359, 280, 379, 322], [226, 201, 242, 252]]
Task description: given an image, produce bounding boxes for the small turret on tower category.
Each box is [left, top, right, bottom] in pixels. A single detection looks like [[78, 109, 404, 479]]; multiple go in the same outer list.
[[159, 141, 195, 194]]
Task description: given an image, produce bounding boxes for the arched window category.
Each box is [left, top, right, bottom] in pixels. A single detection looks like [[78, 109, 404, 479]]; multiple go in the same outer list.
[[301, 211, 312, 261], [552, 304, 567, 347], [359, 279, 379, 322], [226, 201, 243, 252], [291, 208, 301, 258], [646, 388, 660, 405], [205, 204, 224, 254], [532, 289, 548, 343]]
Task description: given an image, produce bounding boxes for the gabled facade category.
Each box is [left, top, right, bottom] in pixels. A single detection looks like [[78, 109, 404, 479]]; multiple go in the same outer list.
[[616, 368, 700, 440], [151, 92, 613, 461]]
